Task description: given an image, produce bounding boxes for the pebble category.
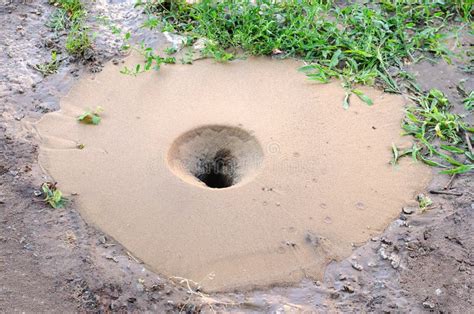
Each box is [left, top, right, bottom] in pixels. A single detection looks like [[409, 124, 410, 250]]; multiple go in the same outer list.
[[390, 253, 401, 269], [378, 247, 389, 260], [367, 261, 377, 267], [422, 301, 435, 309], [342, 284, 355, 293], [402, 206, 415, 215], [351, 261, 364, 271]]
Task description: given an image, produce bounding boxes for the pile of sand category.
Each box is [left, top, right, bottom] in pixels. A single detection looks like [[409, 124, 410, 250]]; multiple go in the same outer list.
[[36, 56, 431, 291]]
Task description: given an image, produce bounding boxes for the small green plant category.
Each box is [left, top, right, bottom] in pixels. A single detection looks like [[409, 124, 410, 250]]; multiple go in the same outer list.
[[77, 106, 104, 125], [33, 51, 61, 76], [46, 7, 70, 31], [164, 46, 177, 55], [65, 25, 92, 56], [121, 45, 175, 75], [463, 91, 474, 111], [42, 182, 66, 209], [416, 193, 433, 212], [48, 0, 92, 57]]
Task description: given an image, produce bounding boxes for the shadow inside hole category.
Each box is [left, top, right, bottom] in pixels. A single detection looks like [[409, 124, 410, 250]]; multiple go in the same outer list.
[[195, 149, 236, 189]]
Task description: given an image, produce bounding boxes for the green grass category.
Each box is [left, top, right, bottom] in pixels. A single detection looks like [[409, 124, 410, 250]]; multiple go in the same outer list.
[[131, 0, 473, 174], [33, 51, 61, 76], [400, 89, 474, 174], [48, 0, 92, 56]]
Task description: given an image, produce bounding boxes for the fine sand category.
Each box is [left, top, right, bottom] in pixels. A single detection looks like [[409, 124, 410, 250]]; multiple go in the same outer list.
[[35, 55, 431, 292]]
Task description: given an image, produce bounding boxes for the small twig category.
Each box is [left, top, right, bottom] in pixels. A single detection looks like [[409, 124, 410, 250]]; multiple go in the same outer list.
[[444, 174, 456, 190], [429, 190, 463, 196], [126, 251, 142, 264]]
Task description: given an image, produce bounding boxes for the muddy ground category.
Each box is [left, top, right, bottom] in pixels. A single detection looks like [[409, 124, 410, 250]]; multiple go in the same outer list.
[[0, 1, 472, 312]]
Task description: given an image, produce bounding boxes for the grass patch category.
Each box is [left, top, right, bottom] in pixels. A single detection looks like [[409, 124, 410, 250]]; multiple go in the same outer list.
[[400, 88, 474, 174], [48, 0, 92, 56]]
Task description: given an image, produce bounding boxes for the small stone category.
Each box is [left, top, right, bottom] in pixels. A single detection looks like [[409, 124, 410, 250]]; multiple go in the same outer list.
[[351, 262, 364, 271], [368, 261, 377, 267], [98, 235, 107, 244], [402, 206, 415, 215], [329, 291, 340, 299], [390, 253, 401, 269], [338, 273, 347, 281], [305, 231, 319, 247], [342, 284, 354, 293], [422, 301, 435, 309], [378, 247, 389, 260]]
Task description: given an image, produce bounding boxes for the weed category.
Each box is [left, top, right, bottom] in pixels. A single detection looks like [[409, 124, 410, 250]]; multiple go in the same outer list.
[[463, 91, 474, 110], [401, 89, 473, 174], [46, 8, 70, 31], [48, 0, 92, 57], [164, 46, 177, 55], [33, 51, 61, 76], [65, 25, 92, 56], [42, 182, 66, 209], [77, 106, 104, 125], [120, 45, 175, 75], [416, 193, 433, 212]]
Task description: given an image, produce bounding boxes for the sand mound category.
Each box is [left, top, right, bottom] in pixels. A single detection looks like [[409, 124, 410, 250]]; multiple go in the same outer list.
[[36, 56, 431, 291]]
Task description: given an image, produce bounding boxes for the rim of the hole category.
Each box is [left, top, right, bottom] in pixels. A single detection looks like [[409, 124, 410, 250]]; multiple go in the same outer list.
[[167, 124, 264, 190]]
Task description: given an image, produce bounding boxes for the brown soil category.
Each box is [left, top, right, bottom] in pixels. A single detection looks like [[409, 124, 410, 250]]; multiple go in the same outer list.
[[1, 0, 472, 312]]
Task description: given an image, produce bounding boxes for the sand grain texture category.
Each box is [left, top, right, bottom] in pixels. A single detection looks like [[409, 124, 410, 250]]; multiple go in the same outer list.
[[36, 56, 431, 291]]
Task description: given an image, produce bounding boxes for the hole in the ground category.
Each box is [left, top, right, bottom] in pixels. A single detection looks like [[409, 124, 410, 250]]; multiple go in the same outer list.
[[167, 125, 263, 189], [195, 149, 235, 188]]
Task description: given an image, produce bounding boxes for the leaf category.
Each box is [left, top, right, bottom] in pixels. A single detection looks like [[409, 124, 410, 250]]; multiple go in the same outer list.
[[344, 49, 373, 57], [41, 182, 66, 209], [352, 89, 373, 106], [440, 145, 464, 154], [391, 143, 399, 165], [343, 92, 350, 110], [417, 154, 447, 168], [440, 164, 474, 175], [433, 150, 464, 166], [77, 107, 103, 125], [465, 151, 474, 161], [329, 49, 342, 68]]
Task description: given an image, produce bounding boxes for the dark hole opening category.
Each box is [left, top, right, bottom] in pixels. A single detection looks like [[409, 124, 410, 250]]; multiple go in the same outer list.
[[195, 149, 236, 189]]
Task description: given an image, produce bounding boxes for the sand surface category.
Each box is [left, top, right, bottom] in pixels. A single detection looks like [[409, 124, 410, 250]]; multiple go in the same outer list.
[[35, 56, 431, 292]]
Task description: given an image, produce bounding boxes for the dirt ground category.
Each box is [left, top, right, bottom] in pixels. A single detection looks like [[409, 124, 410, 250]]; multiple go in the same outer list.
[[0, 1, 472, 312]]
